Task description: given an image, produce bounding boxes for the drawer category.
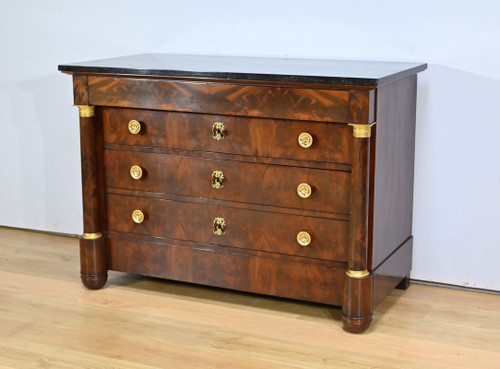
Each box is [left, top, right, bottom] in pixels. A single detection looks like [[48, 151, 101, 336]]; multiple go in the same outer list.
[[106, 193, 349, 262], [89, 76, 351, 123], [104, 149, 350, 214], [101, 107, 352, 164], [107, 235, 345, 305]]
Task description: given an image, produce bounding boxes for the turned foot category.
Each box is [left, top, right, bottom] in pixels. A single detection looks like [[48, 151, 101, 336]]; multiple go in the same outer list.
[[80, 236, 107, 290], [395, 275, 410, 290], [342, 270, 373, 333], [342, 314, 372, 333], [81, 272, 108, 290]]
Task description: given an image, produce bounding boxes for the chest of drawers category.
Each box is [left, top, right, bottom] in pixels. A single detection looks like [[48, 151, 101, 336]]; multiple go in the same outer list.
[[59, 54, 426, 332]]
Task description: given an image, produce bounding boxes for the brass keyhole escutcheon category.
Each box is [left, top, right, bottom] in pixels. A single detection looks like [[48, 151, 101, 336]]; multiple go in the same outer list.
[[128, 120, 141, 134], [297, 183, 312, 198], [130, 165, 143, 180], [132, 210, 145, 224], [211, 170, 224, 189], [212, 122, 225, 140], [297, 231, 311, 247], [298, 132, 313, 148], [213, 217, 225, 236]]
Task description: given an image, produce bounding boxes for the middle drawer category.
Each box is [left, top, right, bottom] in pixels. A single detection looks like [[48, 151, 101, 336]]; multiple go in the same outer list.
[[106, 193, 349, 262], [104, 149, 350, 214]]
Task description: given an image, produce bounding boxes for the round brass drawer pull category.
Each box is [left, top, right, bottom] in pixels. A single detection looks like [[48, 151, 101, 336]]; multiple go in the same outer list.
[[128, 120, 141, 134], [297, 183, 312, 198], [213, 217, 225, 236], [132, 210, 144, 224], [298, 132, 313, 148], [130, 165, 143, 180], [212, 122, 225, 140], [297, 231, 311, 247], [211, 170, 224, 189]]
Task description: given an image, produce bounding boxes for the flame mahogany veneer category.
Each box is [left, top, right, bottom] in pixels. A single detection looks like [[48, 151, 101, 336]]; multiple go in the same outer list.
[[59, 54, 426, 332]]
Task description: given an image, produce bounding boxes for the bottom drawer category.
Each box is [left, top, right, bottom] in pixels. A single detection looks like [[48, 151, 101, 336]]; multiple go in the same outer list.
[[107, 234, 345, 306]]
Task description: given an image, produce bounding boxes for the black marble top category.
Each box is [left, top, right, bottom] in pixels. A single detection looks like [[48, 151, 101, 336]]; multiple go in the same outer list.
[[59, 54, 427, 86]]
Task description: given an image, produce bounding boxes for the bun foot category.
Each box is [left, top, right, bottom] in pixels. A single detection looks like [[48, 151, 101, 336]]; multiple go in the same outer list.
[[81, 272, 108, 290], [342, 314, 372, 333]]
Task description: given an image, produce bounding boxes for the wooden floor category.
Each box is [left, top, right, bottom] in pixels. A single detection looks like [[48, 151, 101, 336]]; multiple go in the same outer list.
[[0, 227, 499, 369]]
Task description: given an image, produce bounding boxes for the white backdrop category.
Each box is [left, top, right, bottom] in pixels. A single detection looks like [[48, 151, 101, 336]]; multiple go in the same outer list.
[[1, 0, 499, 290]]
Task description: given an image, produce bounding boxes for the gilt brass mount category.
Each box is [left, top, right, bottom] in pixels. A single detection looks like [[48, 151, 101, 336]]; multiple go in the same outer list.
[[212, 122, 225, 140], [298, 132, 313, 148], [211, 170, 224, 189], [130, 165, 143, 180], [132, 210, 144, 224], [296, 231, 311, 246], [75, 105, 95, 118], [348, 123, 376, 138], [82, 232, 102, 240], [297, 183, 312, 198], [128, 120, 141, 134], [346, 269, 370, 279], [213, 217, 225, 236]]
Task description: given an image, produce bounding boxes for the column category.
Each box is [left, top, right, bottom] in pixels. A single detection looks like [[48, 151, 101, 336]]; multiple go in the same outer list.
[[342, 122, 375, 333], [76, 105, 108, 289]]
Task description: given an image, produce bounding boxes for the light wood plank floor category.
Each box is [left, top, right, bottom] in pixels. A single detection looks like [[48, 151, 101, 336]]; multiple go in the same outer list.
[[0, 226, 499, 369]]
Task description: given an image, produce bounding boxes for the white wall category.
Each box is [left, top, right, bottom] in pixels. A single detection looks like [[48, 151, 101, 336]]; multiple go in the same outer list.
[[1, 0, 499, 290]]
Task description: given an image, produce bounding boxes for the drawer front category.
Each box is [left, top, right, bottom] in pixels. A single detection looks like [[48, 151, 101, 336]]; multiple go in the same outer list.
[[89, 77, 350, 123], [106, 194, 349, 262], [104, 149, 350, 214], [107, 236, 345, 305], [101, 107, 352, 164]]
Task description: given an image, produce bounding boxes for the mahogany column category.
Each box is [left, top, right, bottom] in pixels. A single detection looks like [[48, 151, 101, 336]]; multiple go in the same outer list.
[[342, 123, 375, 333], [76, 104, 108, 289]]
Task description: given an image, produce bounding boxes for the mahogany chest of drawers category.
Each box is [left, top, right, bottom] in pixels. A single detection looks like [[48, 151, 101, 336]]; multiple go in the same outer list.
[[59, 54, 426, 332]]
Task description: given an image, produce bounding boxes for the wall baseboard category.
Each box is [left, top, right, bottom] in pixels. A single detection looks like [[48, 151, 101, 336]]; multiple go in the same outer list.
[[411, 279, 499, 295], [0, 225, 79, 239]]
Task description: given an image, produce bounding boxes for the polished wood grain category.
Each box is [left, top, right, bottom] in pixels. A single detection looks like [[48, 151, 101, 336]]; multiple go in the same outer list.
[[342, 273, 373, 333], [65, 60, 423, 333], [104, 144, 351, 172], [107, 233, 345, 305], [348, 89, 376, 124], [104, 148, 351, 214], [106, 193, 349, 262], [89, 77, 353, 123], [101, 107, 352, 165], [373, 237, 413, 307], [72, 75, 89, 105], [1, 227, 499, 369], [342, 124, 373, 332], [107, 187, 351, 221], [79, 113, 101, 233], [77, 107, 107, 289], [348, 133, 371, 273], [370, 75, 417, 268], [342, 75, 419, 331]]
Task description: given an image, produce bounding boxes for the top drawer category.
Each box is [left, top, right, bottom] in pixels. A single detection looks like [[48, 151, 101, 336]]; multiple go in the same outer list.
[[101, 107, 352, 164], [88, 77, 351, 123]]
